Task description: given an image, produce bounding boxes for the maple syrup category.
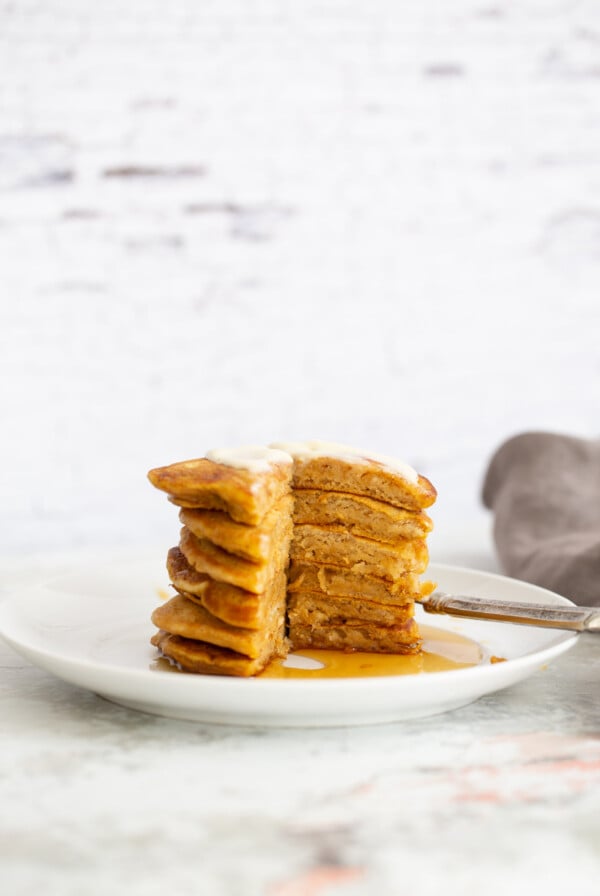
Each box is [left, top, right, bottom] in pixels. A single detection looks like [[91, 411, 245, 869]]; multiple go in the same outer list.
[[260, 624, 483, 679]]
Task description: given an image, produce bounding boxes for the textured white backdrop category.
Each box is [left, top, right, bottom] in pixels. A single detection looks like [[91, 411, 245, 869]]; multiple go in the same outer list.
[[2, 1, 600, 558]]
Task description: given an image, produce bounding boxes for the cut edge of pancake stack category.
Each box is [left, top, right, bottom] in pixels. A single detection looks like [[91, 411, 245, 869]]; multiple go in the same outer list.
[[147, 447, 294, 677], [148, 441, 437, 675], [271, 441, 437, 657]]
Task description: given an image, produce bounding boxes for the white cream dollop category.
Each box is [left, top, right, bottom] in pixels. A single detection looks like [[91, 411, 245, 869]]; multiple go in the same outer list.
[[206, 445, 293, 473], [269, 440, 419, 483]]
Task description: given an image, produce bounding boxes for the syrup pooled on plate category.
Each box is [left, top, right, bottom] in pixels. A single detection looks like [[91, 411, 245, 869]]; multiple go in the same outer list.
[[260, 624, 483, 679]]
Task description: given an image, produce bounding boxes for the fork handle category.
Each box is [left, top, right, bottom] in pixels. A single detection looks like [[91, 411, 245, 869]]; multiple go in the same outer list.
[[419, 592, 600, 632]]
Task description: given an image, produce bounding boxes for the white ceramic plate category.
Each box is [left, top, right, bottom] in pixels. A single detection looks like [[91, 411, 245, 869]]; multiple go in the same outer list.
[[0, 550, 578, 727]]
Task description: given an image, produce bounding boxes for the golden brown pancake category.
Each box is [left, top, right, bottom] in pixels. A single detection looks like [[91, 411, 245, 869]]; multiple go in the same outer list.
[[152, 593, 285, 658], [287, 591, 414, 627], [179, 519, 292, 593], [148, 456, 292, 525], [289, 618, 421, 654], [287, 560, 436, 602], [179, 495, 293, 562], [149, 443, 437, 675], [166, 545, 227, 596], [151, 629, 286, 676], [287, 455, 436, 511], [293, 489, 432, 541], [167, 547, 286, 629], [290, 525, 428, 579]]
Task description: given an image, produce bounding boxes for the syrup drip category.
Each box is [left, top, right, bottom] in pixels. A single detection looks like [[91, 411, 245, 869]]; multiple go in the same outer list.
[[260, 625, 483, 678]]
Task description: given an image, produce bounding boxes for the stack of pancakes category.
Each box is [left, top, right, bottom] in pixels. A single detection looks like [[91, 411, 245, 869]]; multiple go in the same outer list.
[[147, 450, 294, 676], [274, 443, 437, 655], [148, 442, 437, 675]]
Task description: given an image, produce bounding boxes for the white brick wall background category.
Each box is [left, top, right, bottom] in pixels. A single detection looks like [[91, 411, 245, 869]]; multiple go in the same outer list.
[[2, 1, 600, 557]]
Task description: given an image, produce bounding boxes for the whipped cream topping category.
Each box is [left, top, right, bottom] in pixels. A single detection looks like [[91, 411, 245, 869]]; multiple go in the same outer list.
[[269, 440, 419, 483], [206, 445, 293, 473]]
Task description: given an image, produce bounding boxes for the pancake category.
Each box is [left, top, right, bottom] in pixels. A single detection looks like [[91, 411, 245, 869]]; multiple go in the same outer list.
[[149, 441, 437, 675], [151, 630, 285, 677], [290, 525, 429, 579], [287, 560, 436, 603], [151, 593, 285, 658], [292, 489, 432, 541], [289, 618, 422, 654], [167, 547, 285, 629], [179, 495, 293, 562], [179, 518, 293, 593], [271, 441, 436, 510], [166, 545, 227, 596], [287, 591, 414, 627], [148, 451, 292, 524], [174, 586, 264, 630]]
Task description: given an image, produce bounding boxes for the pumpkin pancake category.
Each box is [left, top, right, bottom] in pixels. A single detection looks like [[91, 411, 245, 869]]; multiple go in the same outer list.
[[289, 617, 422, 654], [287, 591, 414, 627], [167, 547, 285, 629], [148, 450, 292, 524], [151, 629, 286, 677], [290, 525, 428, 579], [152, 593, 285, 659], [292, 489, 432, 542], [271, 441, 436, 510], [179, 495, 293, 562], [287, 560, 436, 603], [179, 520, 292, 593], [149, 442, 437, 675]]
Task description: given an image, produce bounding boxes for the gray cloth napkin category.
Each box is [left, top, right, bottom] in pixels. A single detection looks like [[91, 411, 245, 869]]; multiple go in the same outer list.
[[482, 431, 600, 606]]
